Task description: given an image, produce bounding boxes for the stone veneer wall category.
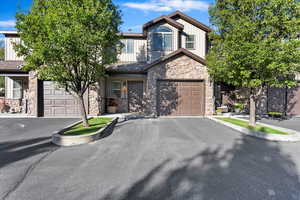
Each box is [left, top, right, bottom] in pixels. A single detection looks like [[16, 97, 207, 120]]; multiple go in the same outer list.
[[27, 71, 38, 116], [88, 78, 106, 115], [2, 76, 29, 113], [146, 54, 214, 116], [0, 98, 23, 113]]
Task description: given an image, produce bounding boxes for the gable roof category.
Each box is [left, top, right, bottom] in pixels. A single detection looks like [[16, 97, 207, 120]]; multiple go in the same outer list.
[[0, 31, 18, 34], [143, 48, 206, 72], [143, 15, 184, 32], [168, 10, 211, 33], [0, 31, 19, 37], [106, 62, 147, 74], [106, 49, 206, 74]]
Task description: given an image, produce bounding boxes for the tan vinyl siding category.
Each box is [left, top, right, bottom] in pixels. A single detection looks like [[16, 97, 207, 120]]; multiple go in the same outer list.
[[147, 23, 178, 62], [5, 36, 23, 61], [5, 77, 12, 98], [118, 39, 147, 62], [176, 18, 206, 58]]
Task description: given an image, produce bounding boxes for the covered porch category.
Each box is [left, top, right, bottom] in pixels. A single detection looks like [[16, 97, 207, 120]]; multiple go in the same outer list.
[[0, 61, 29, 114], [105, 74, 147, 114], [105, 62, 148, 114]]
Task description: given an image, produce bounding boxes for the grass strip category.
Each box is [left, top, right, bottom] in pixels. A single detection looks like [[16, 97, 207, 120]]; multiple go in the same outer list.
[[216, 117, 289, 135], [64, 117, 113, 136]]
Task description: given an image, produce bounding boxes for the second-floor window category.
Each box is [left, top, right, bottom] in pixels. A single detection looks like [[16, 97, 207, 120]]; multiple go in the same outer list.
[[185, 35, 195, 50], [152, 26, 173, 51], [122, 40, 134, 54]]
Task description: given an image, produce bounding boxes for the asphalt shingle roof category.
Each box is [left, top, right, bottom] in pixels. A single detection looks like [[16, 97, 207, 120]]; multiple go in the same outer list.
[[0, 61, 26, 73], [106, 62, 148, 74]]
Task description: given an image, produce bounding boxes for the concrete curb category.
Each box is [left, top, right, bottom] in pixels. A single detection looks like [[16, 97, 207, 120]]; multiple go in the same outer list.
[[52, 117, 119, 147], [232, 116, 300, 134], [208, 116, 300, 142], [0, 115, 36, 118]]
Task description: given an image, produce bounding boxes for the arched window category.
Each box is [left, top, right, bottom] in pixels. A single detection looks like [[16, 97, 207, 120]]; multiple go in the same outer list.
[[152, 26, 173, 51]]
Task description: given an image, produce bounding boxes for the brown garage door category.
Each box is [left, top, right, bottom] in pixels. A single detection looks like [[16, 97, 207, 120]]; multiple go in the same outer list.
[[43, 81, 83, 117], [157, 80, 205, 116], [287, 83, 300, 116]]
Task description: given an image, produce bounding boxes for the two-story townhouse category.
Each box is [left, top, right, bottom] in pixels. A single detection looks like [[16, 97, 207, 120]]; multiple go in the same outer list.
[[0, 11, 214, 117], [0, 31, 29, 114]]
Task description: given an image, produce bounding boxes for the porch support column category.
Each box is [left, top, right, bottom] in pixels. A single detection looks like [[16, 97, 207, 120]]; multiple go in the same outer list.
[[88, 78, 106, 116], [27, 71, 38, 117]]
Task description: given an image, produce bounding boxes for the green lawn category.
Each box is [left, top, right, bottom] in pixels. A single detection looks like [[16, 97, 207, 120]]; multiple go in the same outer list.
[[216, 117, 289, 135], [63, 117, 113, 136]]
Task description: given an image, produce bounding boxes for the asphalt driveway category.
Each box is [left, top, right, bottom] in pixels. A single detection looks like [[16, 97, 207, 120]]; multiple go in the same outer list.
[[0, 118, 79, 200], [1, 117, 300, 200]]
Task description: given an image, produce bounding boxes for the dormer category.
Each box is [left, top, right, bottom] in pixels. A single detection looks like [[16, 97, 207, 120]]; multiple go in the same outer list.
[[143, 15, 184, 62], [168, 11, 211, 58], [141, 11, 211, 62]]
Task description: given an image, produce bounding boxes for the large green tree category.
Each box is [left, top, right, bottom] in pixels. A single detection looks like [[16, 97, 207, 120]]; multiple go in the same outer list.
[[207, 0, 300, 126], [15, 0, 122, 127]]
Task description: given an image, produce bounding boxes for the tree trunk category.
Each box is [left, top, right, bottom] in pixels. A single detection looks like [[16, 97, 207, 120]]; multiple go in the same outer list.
[[78, 95, 89, 128], [249, 89, 256, 127]]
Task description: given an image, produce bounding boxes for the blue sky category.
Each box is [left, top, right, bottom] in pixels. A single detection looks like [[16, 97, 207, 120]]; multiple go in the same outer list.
[[0, 0, 213, 34]]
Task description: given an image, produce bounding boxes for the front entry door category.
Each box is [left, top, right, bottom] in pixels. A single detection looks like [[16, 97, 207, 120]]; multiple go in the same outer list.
[[128, 81, 144, 113]]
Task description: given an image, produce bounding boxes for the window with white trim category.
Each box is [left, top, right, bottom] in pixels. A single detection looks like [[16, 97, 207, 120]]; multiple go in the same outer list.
[[111, 81, 122, 98], [152, 26, 173, 51], [122, 40, 134, 54], [12, 79, 22, 99], [186, 35, 195, 50]]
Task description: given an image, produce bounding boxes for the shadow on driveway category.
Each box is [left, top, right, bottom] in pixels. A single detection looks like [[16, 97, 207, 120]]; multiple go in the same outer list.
[[0, 137, 57, 169], [101, 133, 300, 200]]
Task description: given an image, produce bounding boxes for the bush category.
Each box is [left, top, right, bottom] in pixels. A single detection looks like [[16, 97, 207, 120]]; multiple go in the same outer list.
[[216, 108, 223, 114], [234, 103, 244, 110], [268, 112, 283, 117]]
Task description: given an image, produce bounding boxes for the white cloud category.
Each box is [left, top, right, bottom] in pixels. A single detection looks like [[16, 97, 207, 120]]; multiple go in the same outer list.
[[0, 20, 16, 28], [124, 2, 171, 11], [123, 0, 209, 12]]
